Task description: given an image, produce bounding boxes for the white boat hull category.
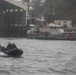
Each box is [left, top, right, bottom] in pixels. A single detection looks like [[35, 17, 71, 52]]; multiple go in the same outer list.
[[36, 33, 76, 40]]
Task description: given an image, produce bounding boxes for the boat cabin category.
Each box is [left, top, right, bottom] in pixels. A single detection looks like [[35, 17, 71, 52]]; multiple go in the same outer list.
[[39, 23, 64, 34]]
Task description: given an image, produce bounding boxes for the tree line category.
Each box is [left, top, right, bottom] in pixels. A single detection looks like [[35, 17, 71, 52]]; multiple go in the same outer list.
[[23, 0, 76, 24]]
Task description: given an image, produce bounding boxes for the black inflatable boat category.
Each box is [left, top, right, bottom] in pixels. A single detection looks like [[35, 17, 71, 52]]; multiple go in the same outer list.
[[4, 48, 23, 57], [0, 47, 23, 57]]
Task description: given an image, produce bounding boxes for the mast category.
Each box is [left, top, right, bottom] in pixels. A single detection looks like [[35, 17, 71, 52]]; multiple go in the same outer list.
[[53, 7, 55, 23], [52, 2, 55, 23]]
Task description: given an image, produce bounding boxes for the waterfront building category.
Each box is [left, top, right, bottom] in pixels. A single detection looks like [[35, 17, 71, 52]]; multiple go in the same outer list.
[[0, 0, 27, 37], [54, 20, 72, 28]]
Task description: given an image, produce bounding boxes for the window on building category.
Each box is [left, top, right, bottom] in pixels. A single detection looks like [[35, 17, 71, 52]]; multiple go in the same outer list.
[[63, 21, 67, 27], [15, 9, 18, 12], [10, 9, 13, 12], [3, 11, 5, 13], [20, 9, 23, 12], [6, 9, 8, 12], [15, 24, 18, 26]]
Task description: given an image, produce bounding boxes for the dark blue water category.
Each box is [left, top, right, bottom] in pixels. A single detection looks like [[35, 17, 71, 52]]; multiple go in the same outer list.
[[0, 38, 76, 75]]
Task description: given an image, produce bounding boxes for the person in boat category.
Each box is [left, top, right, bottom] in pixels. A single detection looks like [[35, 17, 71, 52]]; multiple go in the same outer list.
[[12, 43, 17, 48], [0, 44, 2, 50], [6, 42, 17, 49], [1, 46, 5, 52], [0, 44, 3, 52], [6, 42, 13, 50], [0, 44, 6, 52]]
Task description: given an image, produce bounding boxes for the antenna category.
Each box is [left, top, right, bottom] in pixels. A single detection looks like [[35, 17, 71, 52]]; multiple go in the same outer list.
[[52, 2, 55, 23]]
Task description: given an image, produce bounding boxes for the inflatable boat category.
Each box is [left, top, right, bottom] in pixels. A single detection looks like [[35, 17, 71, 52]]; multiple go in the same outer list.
[[0, 47, 23, 57], [4, 48, 23, 57]]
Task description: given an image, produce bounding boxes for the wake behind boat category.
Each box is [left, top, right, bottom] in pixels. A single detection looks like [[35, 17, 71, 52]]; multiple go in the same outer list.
[[0, 52, 8, 57]]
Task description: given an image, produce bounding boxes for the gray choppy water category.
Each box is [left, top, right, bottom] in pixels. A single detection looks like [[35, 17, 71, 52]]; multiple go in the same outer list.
[[0, 38, 76, 75]]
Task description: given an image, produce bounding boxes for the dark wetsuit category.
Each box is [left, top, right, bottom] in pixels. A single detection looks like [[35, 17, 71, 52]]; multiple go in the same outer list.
[[6, 44, 13, 50], [12, 44, 17, 48]]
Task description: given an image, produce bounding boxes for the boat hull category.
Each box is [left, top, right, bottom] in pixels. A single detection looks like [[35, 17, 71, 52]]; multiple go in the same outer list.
[[35, 33, 76, 40], [4, 48, 23, 57]]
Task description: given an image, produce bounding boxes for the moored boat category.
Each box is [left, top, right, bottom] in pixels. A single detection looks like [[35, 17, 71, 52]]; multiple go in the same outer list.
[[26, 24, 37, 39], [26, 23, 76, 40]]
